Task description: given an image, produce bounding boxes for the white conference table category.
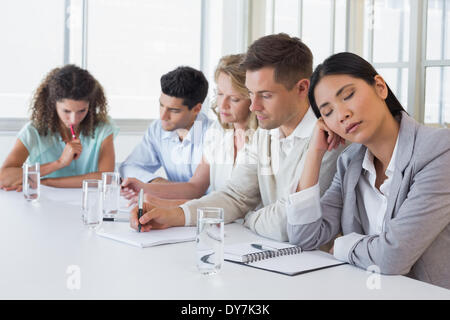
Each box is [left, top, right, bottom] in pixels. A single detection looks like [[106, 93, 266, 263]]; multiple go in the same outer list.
[[0, 186, 449, 300]]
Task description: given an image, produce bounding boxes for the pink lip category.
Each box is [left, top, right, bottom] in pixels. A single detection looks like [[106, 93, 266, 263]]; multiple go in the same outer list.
[[256, 114, 267, 120], [220, 112, 231, 117], [345, 121, 362, 134]]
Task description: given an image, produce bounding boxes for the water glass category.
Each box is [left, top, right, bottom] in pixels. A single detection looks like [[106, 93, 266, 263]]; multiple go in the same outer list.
[[22, 163, 40, 202], [102, 172, 120, 218], [196, 207, 224, 275], [82, 179, 103, 229]]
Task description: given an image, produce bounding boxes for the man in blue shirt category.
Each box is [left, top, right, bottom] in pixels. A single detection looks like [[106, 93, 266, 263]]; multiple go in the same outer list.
[[119, 66, 212, 190]]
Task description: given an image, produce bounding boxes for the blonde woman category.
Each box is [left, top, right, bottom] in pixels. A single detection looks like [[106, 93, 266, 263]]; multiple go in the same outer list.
[[121, 54, 257, 202]]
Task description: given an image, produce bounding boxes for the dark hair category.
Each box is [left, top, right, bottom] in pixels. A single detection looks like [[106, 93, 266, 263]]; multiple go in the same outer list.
[[31, 64, 108, 136], [241, 33, 313, 90], [160, 66, 209, 110], [309, 52, 406, 119]]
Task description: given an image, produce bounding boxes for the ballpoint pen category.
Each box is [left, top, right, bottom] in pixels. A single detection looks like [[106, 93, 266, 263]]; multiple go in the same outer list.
[[138, 188, 144, 232], [70, 125, 78, 159], [103, 217, 129, 222], [70, 124, 77, 139], [251, 243, 279, 252]]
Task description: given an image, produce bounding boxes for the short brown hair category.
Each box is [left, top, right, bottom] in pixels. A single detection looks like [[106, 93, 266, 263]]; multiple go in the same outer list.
[[241, 33, 313, 90]]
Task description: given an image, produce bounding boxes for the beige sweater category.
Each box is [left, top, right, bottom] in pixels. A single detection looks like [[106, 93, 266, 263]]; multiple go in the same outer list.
[[181, 108, 345, 241]]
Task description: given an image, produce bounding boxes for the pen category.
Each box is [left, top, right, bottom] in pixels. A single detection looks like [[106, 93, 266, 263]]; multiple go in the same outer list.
[[138, 188, 144, 232], [251, 243, 279, 252], [70, 125, 77, 139], [103, 217, 129, 222], [70, 125, 77, 159]]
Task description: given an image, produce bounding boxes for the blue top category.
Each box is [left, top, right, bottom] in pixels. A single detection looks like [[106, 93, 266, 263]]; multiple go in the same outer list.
[[18, 118, 119, 178], [119, 112, 213, 183]]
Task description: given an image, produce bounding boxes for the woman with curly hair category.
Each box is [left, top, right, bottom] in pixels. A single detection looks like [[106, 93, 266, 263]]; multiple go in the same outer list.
[[0, 64, 118, 190]]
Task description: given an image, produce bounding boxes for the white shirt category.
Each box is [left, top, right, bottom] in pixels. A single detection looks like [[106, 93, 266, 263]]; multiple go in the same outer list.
[[287, 136, 400, 263], [183, 107, 319, 228], [358, 137, 398, 235], [269, 107, 317, 159], [202, 121, 252, 192], [269, 107, 317, 193]]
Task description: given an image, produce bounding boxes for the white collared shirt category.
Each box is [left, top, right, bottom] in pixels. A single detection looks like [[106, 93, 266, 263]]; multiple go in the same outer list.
[[358, 138, 398, 235], [287, 134, 399, 263], [269, 107, 317, 158], [202, 121, 252, 192], [182, 107, 318, 226]]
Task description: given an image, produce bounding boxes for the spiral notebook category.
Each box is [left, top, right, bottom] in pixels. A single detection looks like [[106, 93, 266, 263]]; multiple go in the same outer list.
[[224, 241, 345, 276]]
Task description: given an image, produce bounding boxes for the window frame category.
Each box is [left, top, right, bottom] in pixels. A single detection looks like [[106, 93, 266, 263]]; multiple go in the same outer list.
[[422, 0, 450, 126], [265, 0, 345, 57], [364, 0, 449, 127], [0, 0, 249, 134], [258, 0, 449, 127], [3, 0, 447, 134]]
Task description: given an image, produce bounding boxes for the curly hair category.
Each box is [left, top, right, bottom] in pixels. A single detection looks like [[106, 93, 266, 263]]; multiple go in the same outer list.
[[30, 64, 108, 137]]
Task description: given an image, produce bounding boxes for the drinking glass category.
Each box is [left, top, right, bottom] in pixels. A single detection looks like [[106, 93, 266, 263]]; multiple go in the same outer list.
[[196, 207, 224, 275], [82, 179, 103, 229], [22, 163, 40, 202], [102, 172, 120, 218]]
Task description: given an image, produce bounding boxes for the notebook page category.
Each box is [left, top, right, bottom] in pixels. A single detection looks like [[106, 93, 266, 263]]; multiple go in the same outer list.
[[249, 250, 343, 275], [97, 223, 196, 248]]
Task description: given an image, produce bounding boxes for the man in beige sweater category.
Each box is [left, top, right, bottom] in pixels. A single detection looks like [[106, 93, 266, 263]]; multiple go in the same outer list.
[[130, 33, 345, 242]]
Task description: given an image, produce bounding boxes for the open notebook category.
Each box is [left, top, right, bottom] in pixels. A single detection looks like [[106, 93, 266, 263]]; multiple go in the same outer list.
[[96, 223, 196, 248], [224, 240, 346, 276]]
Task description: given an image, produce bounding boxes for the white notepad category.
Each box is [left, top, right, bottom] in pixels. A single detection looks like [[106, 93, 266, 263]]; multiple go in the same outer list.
[[224, 241, 345, 276], [96, 223, 197, 248]]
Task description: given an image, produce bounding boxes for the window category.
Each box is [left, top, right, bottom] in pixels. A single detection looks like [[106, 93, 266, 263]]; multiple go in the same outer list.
[[364, 0, 410, 107], [363, 0, 449, 126], [267, 0, 347, 67], [0, 0, 65, 118], [0, 0, 207, 132], [85, 0, 202, 120], [2, 0, 448, 130], [262, 0, 449, 127], [424, 0, 450, 126]]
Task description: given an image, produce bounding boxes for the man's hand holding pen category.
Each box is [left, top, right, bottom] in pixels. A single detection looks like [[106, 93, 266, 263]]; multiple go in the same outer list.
[[130, 197, 185, 232]]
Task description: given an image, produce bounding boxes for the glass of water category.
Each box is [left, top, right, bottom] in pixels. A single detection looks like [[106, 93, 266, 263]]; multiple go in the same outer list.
[[22, 163, 40, 202], [196, 207, 224, 275], [82, 179, 103, 229], [102, 172, 120, 218]]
